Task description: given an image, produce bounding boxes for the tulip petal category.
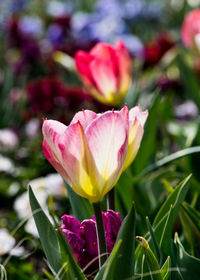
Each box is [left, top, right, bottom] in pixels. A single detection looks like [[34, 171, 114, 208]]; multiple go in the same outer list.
[[115, 40, 131, 93], [57, 121, 102, 201], [70, 109, 97, 130], [43, 119, 101, 201], [62, 229, 85, 258], [122, 106, 148, 170], [91, 43, 116, 60], [42, 120, 72, 183], [129, 105, 148, 127], [62, 215, 82, 236], [82, 219, 98, 257], [90, 58, 118, 99], [86, 111, 128, 198], [43, 139, 72, 185], [75, 50, 96, 87]]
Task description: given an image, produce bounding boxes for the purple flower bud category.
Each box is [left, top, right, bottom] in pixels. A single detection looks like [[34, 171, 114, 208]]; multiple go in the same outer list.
[[61, 210, 121, 274]]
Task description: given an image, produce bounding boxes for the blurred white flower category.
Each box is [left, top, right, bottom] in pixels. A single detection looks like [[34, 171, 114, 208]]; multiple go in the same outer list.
[[0, 228, 24, 256], [14, 188, 48, 237], [27, 173, 65, 196], [14, 189, 48, 220], [0, 155, 16, 174], [0, 229, 15, 255], [45, 173, 65, 197], [25, 218, 39, 237], [14, 173, 65, 236], [46, 1, 72, 17], [0, 129, 18, 149], [25, 118, 40, 137]]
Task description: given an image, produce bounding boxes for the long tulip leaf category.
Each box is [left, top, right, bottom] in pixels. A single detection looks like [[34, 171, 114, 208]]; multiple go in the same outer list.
[[29, 186, 62, 274]]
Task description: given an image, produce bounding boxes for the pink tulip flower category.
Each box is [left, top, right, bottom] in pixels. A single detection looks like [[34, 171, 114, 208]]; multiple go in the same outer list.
[[182, 9, 200, 53], [42, 105, 148, 202], [75, 40, 131, 105]]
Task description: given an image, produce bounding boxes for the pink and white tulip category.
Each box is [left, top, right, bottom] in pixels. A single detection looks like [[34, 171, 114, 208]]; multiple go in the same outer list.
[[42, 105, 148, 202], [75, 40, 131, 105], [182, 9, 200, 53]]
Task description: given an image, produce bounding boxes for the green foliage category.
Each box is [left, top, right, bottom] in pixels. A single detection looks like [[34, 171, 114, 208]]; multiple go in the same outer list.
[[95, 204, 136, 280], [29, 186, 62, 274], [64, 181, 93, 221], [29, 186, 87, 280], [174, 234, 200, 280]]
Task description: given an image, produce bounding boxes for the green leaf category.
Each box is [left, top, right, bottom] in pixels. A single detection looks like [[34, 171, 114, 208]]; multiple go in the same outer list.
[[29, 186, 62, 274], [146, 216, 162, 264], [57, 229, 87, 280], [153, 175, 191, 255], [133, 93, 160, 174], [139, 147, 200, 178], [64, 181, 93, 221], [101, 240, 122, 280], [136, 237, 162, 280], [160, 257, 171, 280], [175, 233, 200, 280], [135, 174, 191, 273], [114, 203, 136, 279], [95, 204, 136, 280], [176, 54, 200, 110], [158, 205, 174, 251], [153, 174, 191, 226], [180, 203, 200, 254], [43, 269, 58, 280], [115, 170, 134, 217], [182, 202, 200, 230]]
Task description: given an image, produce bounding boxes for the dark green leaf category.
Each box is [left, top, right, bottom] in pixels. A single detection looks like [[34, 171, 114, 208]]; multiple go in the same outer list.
[[139, 148, 200, 178], [146, 216, 162, 264], [153, 175, 191, 255], [57, 229, 87, 280], [133, 93, 160, 174], [101, 240, 122, 280], [176, 54, 200, 110], [29, 186, 62, 274], [64, 181, 93, 221], [136, 236, 162, 280], [153, 174, 191, 226], [175, 234, 200, 280], [95, 204, 136, 280]]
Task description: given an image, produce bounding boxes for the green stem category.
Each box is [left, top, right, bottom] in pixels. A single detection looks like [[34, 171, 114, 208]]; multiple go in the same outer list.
[[107, 188, 115, 211], [93, 202, 108, 268]]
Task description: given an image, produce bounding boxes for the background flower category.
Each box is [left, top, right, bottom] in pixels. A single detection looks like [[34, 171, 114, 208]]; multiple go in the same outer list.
[[75, 40, 131, 105]]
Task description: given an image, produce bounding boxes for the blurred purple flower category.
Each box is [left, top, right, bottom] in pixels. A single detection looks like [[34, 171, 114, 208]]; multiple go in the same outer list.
[[7, 17, 41, 72], [10, 0, 27, 13], [19, 16, 43, 38], [175, 101, 198, 121], [61, 210, 121, 273], [156, 76, 181, 93]]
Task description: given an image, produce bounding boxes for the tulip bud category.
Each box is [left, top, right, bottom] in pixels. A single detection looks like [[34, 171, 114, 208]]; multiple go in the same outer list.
[[75, 40, 131, 105]]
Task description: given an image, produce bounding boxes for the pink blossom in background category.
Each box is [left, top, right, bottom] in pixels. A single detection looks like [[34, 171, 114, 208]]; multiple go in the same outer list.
[[75, 40, 131, 105], [182, 9, 200, 53]]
